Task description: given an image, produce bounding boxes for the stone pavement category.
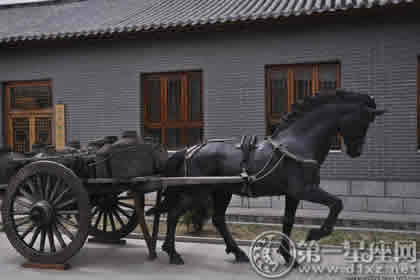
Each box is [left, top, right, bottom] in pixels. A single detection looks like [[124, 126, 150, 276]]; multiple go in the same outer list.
[[0, 233, 357, 280]]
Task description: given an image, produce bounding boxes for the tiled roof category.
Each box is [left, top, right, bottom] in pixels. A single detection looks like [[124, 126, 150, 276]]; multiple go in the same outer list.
[[0, 0, 414, 44]]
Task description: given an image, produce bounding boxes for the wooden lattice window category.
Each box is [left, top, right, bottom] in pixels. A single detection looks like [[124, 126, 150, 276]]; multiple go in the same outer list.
[[266, 63, 341, 150], [143, 71, 203, 149], [4, 80, 53, 153]]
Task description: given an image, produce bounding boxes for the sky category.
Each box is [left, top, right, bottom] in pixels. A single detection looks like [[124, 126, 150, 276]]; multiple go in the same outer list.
[[0, 0, 51, 4]]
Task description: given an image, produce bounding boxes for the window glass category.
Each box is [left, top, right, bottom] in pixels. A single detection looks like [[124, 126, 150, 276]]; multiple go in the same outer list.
[[270, 70, 288, 115], [319, 64, 338, 92], [10, 86, 52, 110], [167, 78, 182, 121], [143, 72, 203, 148], [294, 67, 313, 101], [146, 79, 161, 122], [267, 63, 341, 150]]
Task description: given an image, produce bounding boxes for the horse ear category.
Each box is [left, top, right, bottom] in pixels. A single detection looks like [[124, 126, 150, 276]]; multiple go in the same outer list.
[[372, 108, 387, 116], [367, 107, 387, 117], [375, 109, 387, 116]]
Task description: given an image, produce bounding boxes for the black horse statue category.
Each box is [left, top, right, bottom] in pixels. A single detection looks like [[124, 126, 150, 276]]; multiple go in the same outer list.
[[148, 89, 386, 265]]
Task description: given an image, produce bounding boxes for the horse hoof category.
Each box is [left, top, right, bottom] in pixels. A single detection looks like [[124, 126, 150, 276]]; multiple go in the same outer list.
[[148, 252, 158, 260], [306, 228, 321, 241], [306, 228, 330, 241], [170, 254, 185, 265], [235, 252, 250, 263]]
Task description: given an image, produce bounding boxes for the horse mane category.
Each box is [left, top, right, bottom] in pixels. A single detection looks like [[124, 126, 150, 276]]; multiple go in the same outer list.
[[271, 89, 376, 136]]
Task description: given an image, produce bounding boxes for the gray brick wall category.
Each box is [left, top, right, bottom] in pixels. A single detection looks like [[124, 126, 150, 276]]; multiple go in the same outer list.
[[0, 14, 419, 215]]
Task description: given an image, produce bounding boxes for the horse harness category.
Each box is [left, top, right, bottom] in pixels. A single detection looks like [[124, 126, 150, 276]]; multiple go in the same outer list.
[[183, 136, 319, 197]]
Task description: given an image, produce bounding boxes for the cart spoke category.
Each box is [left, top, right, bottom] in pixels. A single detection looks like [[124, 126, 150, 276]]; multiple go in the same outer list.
[[56, 220, 75, 241], [111, 209, 125, 227], [55, 198, 77, 210], [49, 178, 61, 201], [52, 223, 66, 249], [52, 187, 71, 206], [39, 229, 46, 252], [25, 179, 39, 199], [19, 188, 36, 203], [116, 206, 131, 219], [20, 223, 36, 239], [47, 228, 56, 253], [14, 217, 32, 228], [58, 215, 79, 229], [117, 201, 135, 210], [109, 212, 116, 232], [12, 209, 31, 216], [36, 175, 44, 200], [28, 227, 41, 248], [15, 197, 33, 209], [44, 175, 51, 200], [103, 211, 108, 232], [91, 207, 99, 219], [94, 211, 103, 229]]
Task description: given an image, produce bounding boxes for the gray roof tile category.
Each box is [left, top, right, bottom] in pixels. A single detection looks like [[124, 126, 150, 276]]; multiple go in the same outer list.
[[0, 0, 414, 43]]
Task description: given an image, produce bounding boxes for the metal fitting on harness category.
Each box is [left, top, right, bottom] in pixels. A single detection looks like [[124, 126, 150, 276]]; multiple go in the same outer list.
[[240, 168, 257, 197]]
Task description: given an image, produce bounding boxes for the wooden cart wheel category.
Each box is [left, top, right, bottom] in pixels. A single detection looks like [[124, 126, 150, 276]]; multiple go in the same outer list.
[[1, 161, 90, 264], [89, 192, 138, 241]]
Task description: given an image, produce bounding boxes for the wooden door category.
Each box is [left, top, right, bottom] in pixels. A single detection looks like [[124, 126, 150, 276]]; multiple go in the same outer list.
[[5, 81, 53, 153]]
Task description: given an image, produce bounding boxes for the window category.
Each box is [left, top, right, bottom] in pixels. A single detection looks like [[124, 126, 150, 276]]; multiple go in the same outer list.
[[4, 80, 53, 153], [143, 71, 203, 149], [266, 63, 341, 149]]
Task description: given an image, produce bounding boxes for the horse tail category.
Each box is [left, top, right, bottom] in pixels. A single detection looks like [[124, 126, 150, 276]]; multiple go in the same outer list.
[[146, 149, 187, 216]]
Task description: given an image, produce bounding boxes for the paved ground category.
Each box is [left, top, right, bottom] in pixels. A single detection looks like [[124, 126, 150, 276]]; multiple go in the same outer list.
[[0, 233, 356, 280]]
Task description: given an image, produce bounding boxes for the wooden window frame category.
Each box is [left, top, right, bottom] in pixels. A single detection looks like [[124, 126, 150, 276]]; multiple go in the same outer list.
[[142, 71, 203, 148], [3, 80, 54, 152], [265, 63, 341, 150]]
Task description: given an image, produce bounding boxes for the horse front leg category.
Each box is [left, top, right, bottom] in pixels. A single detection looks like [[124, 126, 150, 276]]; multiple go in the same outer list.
[[277, 195, 299, 265], [297, 186, 343, 241], [162, 194, 192, 265], [212, 191, 249, 262]]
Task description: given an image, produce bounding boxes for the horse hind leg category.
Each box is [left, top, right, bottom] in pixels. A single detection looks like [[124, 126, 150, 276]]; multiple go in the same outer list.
[[162, 194, 193, 265], [211, 190, 249, 263], [297, 186, 343, 241]]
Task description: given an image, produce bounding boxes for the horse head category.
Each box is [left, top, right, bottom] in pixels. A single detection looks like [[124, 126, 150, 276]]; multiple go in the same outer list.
[[336, 91, 386, 158]]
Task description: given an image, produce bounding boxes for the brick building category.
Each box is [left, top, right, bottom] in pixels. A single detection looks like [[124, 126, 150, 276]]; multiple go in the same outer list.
[[0, 0, 419, 217]]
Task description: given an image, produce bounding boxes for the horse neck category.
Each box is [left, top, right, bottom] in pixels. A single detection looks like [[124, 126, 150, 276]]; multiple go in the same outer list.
[[274, 104, 340, 164]]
